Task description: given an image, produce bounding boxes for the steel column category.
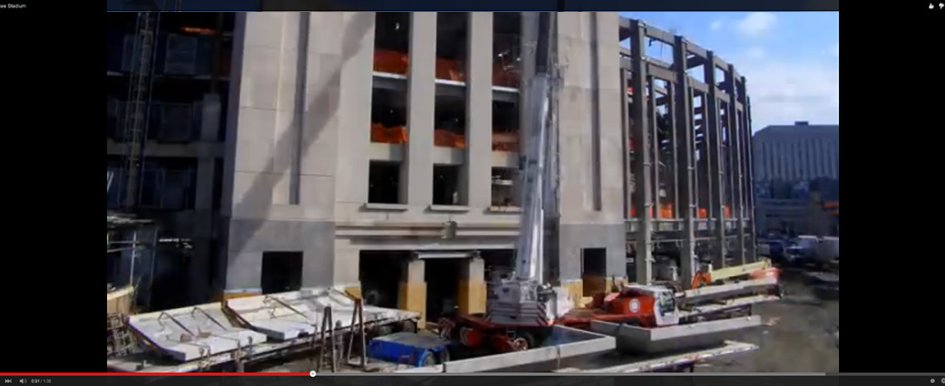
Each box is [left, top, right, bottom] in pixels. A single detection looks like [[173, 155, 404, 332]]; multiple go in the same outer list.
[[743, 91, 757, 261], [704, 51, 726, 268], [630, 20, 653, 284], [621, 71, 632, 222], [673, 36, 696, 283], [649, 75, 661, 221], [725, 64, 746, 265]]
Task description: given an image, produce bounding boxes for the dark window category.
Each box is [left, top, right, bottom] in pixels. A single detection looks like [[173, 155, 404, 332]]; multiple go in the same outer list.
[[433, 165, 462, 205], [261, 252, 303, 294], [369, 161, 402, 204]]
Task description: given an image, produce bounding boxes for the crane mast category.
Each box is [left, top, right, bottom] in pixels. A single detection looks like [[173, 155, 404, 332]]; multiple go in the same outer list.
[[487, 12, 571, 327]]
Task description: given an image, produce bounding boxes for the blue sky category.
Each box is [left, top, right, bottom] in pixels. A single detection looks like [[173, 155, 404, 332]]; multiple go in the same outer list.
[[620, 12, 839, 131]]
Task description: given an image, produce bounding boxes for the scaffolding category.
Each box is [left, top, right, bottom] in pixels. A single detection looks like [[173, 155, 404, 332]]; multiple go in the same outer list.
[[121, 12, 160, 209]]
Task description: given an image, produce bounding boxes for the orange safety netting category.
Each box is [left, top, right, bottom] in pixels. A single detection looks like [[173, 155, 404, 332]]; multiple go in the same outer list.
[[374, 50, 409, 75], [493, 64, 520, 88], [492, 132, 519, 152], [698, 208, 708, 219], [371, 123, 409, 144], [434, 129, 466, 149], [436, 58, 466, 82], [629, 204, 674, 218], [661, 204, 675, 219], [724, 206, 732, 218]]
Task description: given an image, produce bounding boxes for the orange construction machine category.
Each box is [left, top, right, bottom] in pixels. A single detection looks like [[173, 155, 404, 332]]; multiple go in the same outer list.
[[558, 265, 783, 331], [557, 284, 681, 329]]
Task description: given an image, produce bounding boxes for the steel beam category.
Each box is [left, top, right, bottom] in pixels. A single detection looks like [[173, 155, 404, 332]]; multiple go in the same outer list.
[[646, 63, 676, 83], [686, 42, 708, 60], [643, 24, 675, 46], [673, 36, 696, 284], [712, 56, 730, 73], [630, 20, 654, 284], [716, 89, 730, 104], [705, 51, 726, 268], [689, 78, 709, 94], [686, 55, 706, 70]]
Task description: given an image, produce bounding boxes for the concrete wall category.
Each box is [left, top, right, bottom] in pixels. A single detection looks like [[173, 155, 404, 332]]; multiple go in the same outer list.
[[222, 12, 629, 295], [224, 12, 343, 289], [554, 13, 627, 283]]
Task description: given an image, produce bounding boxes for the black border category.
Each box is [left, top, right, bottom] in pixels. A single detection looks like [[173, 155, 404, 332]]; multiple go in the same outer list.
[[0, 0, 102, 372], [1, 0, 940, 373], [839, 0, 945, 374], [104, 0, 841, 12]]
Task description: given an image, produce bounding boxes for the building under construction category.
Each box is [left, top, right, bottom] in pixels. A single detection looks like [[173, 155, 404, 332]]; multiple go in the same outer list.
[[106, 12, 756, 320]]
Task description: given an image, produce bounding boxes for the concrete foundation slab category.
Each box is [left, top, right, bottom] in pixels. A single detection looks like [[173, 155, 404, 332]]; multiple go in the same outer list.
[[225, 287, 420, 341], [127, 304, 268, 362], [590, 315, 761, 354], [553, 340, 758, 373], [398, 326, 615, 373]]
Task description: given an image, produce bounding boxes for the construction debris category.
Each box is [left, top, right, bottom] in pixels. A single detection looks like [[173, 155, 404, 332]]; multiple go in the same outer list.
[[127, 303, 267, 362], [225, 288, 419, 341], [107, 314, 137, 358]]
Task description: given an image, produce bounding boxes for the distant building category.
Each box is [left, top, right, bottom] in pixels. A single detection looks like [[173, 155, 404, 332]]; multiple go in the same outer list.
[[752, 122, 839, 236], [755, 194, 838, 237], [752, 122, 839, 183]]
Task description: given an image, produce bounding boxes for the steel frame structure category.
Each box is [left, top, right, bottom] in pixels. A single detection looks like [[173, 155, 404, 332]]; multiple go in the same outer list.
[[618, 18, 757, 283]]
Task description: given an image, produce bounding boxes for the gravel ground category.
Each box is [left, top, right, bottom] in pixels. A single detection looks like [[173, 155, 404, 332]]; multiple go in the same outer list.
[[698, 269, 839, 373]]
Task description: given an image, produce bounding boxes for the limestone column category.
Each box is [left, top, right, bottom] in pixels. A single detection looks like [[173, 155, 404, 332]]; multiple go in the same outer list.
[[457, 257, 486, 315], [405, 13, 436, 205], [398, 259, 427, 328], [464, 13, 493, 209]]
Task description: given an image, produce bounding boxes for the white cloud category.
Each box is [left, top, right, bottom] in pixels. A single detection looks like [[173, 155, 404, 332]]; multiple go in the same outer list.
[[733, 50, 839, 130], [746, 47, 766, 60], [710, 19, 724, 31], [735, 12, 778, 38]]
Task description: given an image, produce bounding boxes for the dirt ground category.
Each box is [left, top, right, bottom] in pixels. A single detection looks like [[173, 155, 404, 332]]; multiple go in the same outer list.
[[697, 269, 839, 373]]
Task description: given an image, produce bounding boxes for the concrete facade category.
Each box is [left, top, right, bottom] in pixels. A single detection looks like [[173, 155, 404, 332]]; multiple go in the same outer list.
[[218, 12, 630, 303], [109, 12, 759, 312]]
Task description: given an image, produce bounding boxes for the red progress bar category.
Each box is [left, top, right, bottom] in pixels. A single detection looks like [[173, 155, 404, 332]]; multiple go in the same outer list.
[[0, 373, 311, 377]]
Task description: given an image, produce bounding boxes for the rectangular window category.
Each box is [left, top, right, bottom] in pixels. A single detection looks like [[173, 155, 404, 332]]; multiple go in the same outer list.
[[368, 161, 403, 204], [261, 252, 303, 294], [164, 33, 198, 75], [433, 165, 463, 205]]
